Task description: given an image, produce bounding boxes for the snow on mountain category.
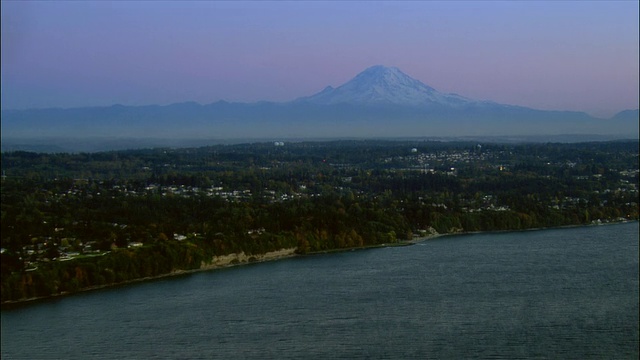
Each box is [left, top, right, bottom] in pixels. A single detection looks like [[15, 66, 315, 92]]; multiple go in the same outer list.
[[3, 65, 637, 148], [297, 65, 473, 107]]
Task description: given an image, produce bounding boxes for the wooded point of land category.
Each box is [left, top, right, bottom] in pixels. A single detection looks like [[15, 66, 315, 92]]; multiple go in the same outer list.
[[2, 140, 638, 303]]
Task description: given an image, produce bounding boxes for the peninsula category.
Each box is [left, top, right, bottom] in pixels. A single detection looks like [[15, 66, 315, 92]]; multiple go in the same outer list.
[[2, 140, 638, 304]]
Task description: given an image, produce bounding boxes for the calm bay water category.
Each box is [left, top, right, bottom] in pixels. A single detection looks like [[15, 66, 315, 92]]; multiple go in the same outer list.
[[2, 222, 638, 359]]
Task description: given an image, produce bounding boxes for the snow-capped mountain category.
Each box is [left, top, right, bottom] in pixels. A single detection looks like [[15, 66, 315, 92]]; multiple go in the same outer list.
[[296, 65, 473, 107], [2, 65, 637, 151]]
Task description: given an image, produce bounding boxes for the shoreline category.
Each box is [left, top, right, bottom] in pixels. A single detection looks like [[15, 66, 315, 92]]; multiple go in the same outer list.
[[2, 220, 636, 308], [1, 248, 299, 308]]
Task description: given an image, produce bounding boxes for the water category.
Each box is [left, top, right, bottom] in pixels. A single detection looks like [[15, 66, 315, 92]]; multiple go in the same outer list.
[[2, 222, 638, 359]]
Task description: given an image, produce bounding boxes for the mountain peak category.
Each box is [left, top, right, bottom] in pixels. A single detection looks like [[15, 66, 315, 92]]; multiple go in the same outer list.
[[297, 65, 472, 106], [357, 65, 403, 76]]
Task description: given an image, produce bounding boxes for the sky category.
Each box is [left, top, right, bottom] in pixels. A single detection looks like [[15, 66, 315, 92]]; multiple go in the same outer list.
[[1, 1, 638, 118]]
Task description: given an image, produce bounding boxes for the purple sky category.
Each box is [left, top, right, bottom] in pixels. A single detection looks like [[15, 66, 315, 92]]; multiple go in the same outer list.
[[1, 1, 638, 118]]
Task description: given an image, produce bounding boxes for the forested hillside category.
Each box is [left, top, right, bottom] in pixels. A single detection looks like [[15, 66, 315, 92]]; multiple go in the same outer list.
[[2, 140, 638, 303]]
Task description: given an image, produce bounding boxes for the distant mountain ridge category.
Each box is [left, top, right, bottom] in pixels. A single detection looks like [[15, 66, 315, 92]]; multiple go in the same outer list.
[[1, 65, 638, 148], [611, 109, 639, 121]]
